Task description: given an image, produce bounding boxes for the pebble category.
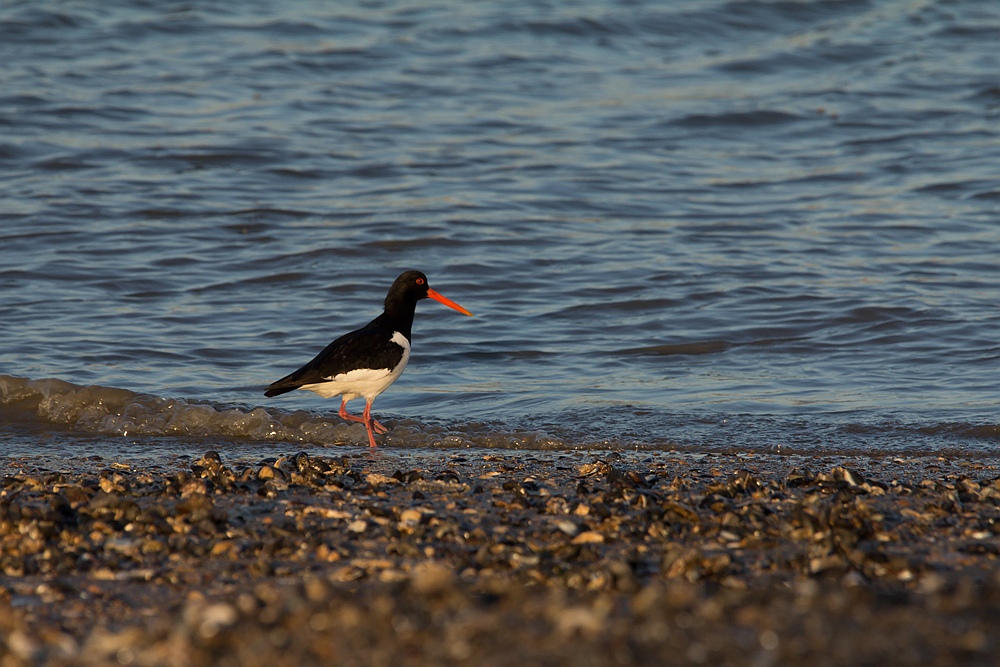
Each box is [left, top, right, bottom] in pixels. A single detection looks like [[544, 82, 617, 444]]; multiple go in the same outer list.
[[1, 450, 999, 665]]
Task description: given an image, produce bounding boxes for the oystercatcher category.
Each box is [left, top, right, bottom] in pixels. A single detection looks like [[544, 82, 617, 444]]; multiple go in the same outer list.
[[263, 270, 472, 448]]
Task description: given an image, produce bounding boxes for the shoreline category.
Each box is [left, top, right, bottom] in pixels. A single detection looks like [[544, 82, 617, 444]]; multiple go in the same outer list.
[[3, 448, 1000, 665]]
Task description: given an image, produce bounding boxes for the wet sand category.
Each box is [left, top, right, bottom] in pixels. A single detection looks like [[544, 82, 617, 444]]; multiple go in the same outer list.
[[3, 447, 1000, 666]]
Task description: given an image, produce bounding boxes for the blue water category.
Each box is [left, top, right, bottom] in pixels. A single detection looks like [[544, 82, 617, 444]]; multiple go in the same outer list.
[[2, 0, 999, 457]]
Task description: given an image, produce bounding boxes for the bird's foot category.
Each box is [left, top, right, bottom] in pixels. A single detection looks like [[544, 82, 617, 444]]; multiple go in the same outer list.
[[371, 419, 388, 435]]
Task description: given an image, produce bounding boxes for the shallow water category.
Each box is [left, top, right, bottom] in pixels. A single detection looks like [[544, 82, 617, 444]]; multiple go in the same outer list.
[[2, 0, 999, 458]]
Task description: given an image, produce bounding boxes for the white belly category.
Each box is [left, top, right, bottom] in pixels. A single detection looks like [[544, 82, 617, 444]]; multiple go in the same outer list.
[[301, 331, 410, 402]]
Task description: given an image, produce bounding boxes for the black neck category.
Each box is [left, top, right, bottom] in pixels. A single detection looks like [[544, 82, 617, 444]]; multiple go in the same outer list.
[[381, 297, 417, 339]]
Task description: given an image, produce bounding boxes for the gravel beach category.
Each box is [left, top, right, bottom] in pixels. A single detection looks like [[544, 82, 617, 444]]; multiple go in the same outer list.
[[3, 448, 1000, 666]]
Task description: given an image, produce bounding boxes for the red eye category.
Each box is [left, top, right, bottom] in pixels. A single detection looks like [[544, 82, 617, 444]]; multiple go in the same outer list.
[[416, 278, 425, 285]]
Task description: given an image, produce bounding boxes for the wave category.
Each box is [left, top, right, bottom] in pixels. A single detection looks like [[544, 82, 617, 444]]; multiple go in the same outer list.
[[2, 374, 997, 455], [0, 374, 324, 441], [0, 374, 565, 450]]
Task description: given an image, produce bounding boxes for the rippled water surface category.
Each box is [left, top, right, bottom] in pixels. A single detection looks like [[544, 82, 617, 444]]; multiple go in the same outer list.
[[2, 0, 999, 457]]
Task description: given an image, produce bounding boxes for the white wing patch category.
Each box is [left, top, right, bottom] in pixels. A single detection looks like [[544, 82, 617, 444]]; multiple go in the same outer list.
[[300, 331, 410, 401], [390, 330, 411, 353]]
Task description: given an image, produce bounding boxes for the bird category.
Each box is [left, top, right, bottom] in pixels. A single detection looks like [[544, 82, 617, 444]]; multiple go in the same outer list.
[[263, 270, 473, 448]]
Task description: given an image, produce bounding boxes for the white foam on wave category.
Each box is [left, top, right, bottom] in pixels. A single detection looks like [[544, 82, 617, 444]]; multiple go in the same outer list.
[[0, 374, 569, 450], [3, 375, 995, 455], [0, 374, 358, 444]]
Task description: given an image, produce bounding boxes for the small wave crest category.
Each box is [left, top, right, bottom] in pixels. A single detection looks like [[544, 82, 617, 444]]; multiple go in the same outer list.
[[0, 374, 338, 443], [0, 375, 567, 450], [3, 375, 996, 454]]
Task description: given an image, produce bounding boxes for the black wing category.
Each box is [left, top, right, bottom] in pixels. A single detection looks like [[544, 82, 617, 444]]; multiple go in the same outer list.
[[264, 316, 405, 397]]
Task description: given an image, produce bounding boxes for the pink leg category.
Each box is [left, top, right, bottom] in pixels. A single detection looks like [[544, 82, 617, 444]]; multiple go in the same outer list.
[[362, 400, 379, 448], [339, 398, 386, 434], [338, 398, 365, 424]]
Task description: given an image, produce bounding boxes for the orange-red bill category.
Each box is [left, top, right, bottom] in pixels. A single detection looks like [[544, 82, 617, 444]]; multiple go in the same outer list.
[[427, 288, 473, 316]]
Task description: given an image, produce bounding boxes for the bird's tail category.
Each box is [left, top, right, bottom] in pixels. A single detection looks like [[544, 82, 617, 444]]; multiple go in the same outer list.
[[264, 370, 306, 397], [263, 384, 297, 398]]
